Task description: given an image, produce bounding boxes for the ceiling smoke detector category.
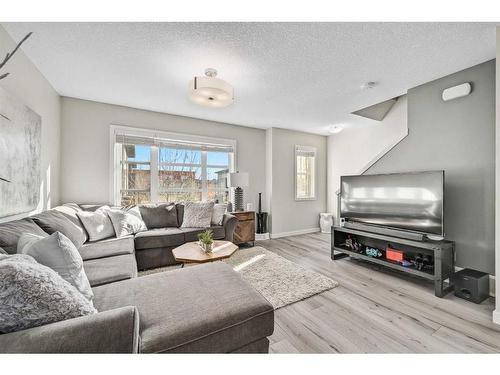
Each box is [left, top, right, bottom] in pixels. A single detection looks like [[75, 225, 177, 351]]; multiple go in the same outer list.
[[328, 124, 344, 134], [189, 68, 234, 108]]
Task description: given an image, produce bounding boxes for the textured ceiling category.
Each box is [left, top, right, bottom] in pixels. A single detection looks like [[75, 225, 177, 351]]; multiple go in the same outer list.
[[2, 22, 497, 134]]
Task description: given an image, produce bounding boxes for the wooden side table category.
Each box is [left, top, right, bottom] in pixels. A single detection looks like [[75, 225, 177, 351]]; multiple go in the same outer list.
[[232, 211, 255, 246]]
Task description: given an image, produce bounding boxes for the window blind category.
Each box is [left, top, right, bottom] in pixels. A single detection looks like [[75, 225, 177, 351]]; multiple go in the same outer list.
[[115, 133, 234, 153]]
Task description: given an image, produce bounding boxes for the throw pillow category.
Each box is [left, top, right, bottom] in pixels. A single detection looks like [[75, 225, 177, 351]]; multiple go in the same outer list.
[[107, 208, 147, 237], [76, 206, 115, 241], [0, 254, 96, 333], [31, 210, 87, 248], [181, 202, 215, 228], [53, 203, 89, 243], [138, 203, 178, 229], [17, 232, 94, 302], [0, 218, 48, 254], [211, 203, 228, 225], [0, 247, 6, 255]]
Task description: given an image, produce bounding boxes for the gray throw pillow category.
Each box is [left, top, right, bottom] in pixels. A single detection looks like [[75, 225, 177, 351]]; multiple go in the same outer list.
[[139, 203, 178, 229], [18, 232, 94, 302], [31, 210, 87, 248], [211, 203, 228, 225], [181, 202, 215, 228], [77, 206, 116, 241], [107, 208, 147, 237], [0, 254, 96, 333], [0, 218, 48, 254]]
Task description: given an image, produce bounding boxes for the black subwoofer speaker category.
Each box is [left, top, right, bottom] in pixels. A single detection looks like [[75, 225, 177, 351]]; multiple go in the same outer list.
[[452, 268, 489, 304]]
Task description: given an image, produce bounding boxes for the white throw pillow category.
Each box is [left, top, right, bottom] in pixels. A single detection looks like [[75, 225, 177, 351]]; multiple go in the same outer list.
[[107, 208, 147, 237], [77, 205, 115, 241], [18, 232, 94, 302], [0, 253, 96, 333], [181, 202, 215, 228], [211, 203, 228, 225]]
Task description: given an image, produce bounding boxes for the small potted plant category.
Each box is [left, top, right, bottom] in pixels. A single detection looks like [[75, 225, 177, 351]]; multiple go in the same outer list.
[[197, 230, 214, 253]]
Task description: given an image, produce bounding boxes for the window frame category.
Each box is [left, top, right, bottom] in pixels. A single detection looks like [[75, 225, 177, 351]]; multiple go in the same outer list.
[[294, 145, 317, 201], [110, 125, 236, 205]]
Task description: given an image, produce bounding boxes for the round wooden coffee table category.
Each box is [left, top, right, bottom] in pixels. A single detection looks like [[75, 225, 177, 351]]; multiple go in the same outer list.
[[172, 240, 238, 267]]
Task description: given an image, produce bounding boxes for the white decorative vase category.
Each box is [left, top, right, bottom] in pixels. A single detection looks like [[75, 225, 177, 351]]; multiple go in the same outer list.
[[319, 213, 334, 233]]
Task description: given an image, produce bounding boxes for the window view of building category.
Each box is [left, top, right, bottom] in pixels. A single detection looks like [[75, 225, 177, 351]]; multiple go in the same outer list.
[[117, 133, 233, 206]]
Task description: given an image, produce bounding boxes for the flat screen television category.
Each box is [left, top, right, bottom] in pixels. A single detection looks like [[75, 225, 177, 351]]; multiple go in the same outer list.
[[340, 170, 444, 237]]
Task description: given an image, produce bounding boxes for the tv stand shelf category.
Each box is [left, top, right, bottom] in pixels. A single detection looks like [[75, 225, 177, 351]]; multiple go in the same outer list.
[[331, 226, 455, 297]]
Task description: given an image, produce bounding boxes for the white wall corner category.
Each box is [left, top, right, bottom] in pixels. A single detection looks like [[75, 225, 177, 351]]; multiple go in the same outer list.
[[493, 310, 500, 325], [495, 26, 500, 325]]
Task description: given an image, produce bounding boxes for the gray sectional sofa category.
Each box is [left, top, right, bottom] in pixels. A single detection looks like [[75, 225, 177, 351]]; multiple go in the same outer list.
[[0, 203, 274, 353]]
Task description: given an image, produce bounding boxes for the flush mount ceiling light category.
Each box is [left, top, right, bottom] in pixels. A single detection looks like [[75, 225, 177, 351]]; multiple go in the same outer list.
[[189, 68, 233, 108], [329, 124, 344, 134]]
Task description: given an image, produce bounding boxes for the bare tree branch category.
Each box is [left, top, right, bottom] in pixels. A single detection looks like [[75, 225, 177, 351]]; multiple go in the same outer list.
[[0, 32, 32, 80]]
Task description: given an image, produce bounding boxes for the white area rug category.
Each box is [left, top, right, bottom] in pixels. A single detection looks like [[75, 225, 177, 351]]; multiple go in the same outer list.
[[139, 246, 338, 310], [223, 246, 338, 309]]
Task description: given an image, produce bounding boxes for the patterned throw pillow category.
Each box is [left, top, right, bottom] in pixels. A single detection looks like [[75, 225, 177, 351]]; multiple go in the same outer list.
[[77, 206, 116, 241], [0, 254, 96, 333], [107, 207, 147, 237], [211, 203, 228, 225], [181, 202, 215, 228], [17, 232, 94, 302]]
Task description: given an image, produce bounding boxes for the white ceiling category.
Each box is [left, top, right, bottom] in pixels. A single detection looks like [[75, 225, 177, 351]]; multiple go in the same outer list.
[[3, 22, 498, 135]]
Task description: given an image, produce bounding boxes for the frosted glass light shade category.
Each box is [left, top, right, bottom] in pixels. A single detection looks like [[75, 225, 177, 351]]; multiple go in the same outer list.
[[229, 172, 249, 187], [189, 76, 233, 108]]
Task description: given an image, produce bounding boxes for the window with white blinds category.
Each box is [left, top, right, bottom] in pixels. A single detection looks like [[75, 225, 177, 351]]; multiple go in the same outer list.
[[295, 145, 316, 200], [111, 126, 235, 206]]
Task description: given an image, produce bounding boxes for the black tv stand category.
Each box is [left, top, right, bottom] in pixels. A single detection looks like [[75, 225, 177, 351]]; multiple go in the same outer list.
[[331, 226, 455, 297]]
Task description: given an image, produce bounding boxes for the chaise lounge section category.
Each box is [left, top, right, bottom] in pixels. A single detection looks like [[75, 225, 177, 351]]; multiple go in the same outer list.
[[0, 202, 274, 353]]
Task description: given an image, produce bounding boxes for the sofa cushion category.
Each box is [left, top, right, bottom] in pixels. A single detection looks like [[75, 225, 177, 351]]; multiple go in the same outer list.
[[181, 202, 214, 228], [31, 210, 87, 248], [79, 235, 134, 261], [211, 203, 228, 225], [179, 226, 225, 242], [77, 206, 116, 242], [107, 208, 147, 237], [139, 203, 178, 229], [83, 254, 137, 287], [18, 232, 94, 302], [92, 262, 274, 353], [175, 203, 184, 227], [53, 204, 88, 243], [134, 228, 184, 250], [0, 254, 96, 333], [0, 218, 48, 254]]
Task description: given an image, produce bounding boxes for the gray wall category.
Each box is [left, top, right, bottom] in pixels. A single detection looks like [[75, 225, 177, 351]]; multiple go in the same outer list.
[[367, 60, 495, 275], [267, 127, 327, 235], [0, 26, 61, 223], [60, 97, 267, 211]]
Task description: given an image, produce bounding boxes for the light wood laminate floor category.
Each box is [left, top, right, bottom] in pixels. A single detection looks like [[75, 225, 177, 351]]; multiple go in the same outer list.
[[258, 232, 500, 353]]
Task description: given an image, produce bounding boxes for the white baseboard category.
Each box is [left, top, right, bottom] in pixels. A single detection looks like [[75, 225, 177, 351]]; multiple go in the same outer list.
[[270, 227, 320, 239], [454, 266, 496, 297], [493, 309, 500, 325], [255, 233, 270, 241]]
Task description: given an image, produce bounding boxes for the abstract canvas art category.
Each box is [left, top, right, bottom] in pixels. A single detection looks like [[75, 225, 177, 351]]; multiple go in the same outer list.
[[0, 86, 41, 218]]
